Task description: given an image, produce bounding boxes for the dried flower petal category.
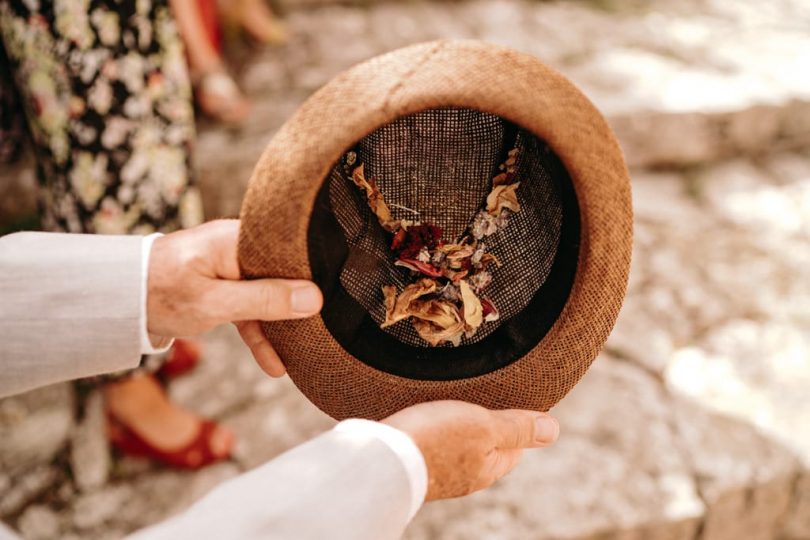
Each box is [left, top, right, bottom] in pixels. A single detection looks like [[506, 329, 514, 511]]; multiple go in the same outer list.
[[431, 249, 446, 265], [471, 244, 486, 265], [471, 210, 499, 239], [391, 228, 407, 251], [394, 223, 443, 260], [410, 298, 462, 328], [481, 297, 500, 322], [442, 267, 469, 283], [441, 243, 475, 257], [492, 172, 509, 186], [486, 182, 521, 216], [494, 209, 511, 230], [352, 164, 400, 232], [395, 259, 443, 278], [381, 279, 438, 328], [440, 282, 460, 302], [382, 285, 397, 321], [437, 242, 468, 253], [478, 253, 502, 271], [468, 270, 492, 292], [459, 280, 483, 335], [412, 317, 465, 347]]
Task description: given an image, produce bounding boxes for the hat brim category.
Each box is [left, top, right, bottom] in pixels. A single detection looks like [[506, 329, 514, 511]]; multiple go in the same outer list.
[[238, 40, 633, 420]]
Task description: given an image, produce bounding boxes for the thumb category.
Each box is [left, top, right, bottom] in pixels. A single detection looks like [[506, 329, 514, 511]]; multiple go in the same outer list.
[[490, 410, 559, 449], [209, 278, 323, 323]]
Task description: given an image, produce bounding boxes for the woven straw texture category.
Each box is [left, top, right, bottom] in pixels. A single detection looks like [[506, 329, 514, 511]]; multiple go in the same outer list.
[[238, 40, 633, 421]]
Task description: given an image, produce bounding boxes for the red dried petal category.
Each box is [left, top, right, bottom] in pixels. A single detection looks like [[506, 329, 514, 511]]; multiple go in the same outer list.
[[394, 223, 444, 259], [391, 228, 407, 251], [396, 259, 444, 278], [481, 298, 500, 322]]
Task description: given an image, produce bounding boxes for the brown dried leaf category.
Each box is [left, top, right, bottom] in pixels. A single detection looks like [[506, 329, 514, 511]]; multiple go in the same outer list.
[[459, 280, 483, 335], [381, 279, 438, 328], [437, 242, 472, 253], [410, 298, 462, 328], [395, 259, 444, 278], [352, 164, 400, 232], [351, 163, 369, 188], [444, 245, 475, 269], [486, 182, 521, 216], [478, 253, 502, 270], [412, 317, 465, 347], [442, 268, 469, 283], [382, 285, 397, 323], [492, 172, 510, 187]]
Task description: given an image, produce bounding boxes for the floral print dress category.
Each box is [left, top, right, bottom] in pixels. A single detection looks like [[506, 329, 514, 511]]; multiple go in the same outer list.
[[0, 40, 25, 163], [0, 0, 203, 234]]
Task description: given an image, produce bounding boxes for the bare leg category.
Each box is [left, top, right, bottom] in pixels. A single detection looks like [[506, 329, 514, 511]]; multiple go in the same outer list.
[[222, 0, 287, 45], [104, 373, 234, 457], [170, 0, 250, 123], [170, 0, 222, 73]]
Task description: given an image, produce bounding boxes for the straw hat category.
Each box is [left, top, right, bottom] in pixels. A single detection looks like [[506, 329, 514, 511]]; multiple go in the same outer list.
[[238, 40, 632, 420]]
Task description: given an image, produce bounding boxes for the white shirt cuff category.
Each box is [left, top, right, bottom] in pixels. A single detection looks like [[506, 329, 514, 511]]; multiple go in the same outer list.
[[333, 419, 427, 521], [140, 233, 174, 355]]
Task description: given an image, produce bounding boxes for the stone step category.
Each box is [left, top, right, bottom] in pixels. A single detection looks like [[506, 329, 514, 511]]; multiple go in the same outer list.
[[607, 153, 810, 540], [406, 355, 800, 540]]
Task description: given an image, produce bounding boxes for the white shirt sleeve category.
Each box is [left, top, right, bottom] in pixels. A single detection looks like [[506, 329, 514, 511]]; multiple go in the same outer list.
[[140, 233, 174, 355], [129, 418, 424, 540], [333, 419, 428, 520]]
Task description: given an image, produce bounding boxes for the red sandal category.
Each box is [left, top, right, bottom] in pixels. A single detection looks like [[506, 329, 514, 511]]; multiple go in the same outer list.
[[107, 413, 232, 470], [157, 339, 202, 380]]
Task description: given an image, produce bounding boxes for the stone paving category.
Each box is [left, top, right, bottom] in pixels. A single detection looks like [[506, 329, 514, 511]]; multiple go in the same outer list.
[[1, 0, 809, 539]]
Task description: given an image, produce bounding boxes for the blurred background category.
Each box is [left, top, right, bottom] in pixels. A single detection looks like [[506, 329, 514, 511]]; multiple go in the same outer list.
[[1, 0, 809, 538]]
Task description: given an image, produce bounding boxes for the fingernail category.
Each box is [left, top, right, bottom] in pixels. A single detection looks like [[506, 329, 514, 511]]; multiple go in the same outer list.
[[291, 285, 322, 315], [534, 416, 559, 444]]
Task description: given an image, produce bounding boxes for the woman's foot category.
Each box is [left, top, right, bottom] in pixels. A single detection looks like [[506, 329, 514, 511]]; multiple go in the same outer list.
[[194, 68, 251, 124], [222, 0, 287, 45], [104, 373, 234, 469]]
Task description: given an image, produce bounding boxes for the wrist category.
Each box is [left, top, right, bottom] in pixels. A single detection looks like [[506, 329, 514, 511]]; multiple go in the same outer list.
[[141, 233, 174, 354], [334, 419, 428, 518]]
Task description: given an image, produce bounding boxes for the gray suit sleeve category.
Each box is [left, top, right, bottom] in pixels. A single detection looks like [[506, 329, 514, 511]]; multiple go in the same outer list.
[[128, 427, 416, 540], [0, 232, 143, 397]]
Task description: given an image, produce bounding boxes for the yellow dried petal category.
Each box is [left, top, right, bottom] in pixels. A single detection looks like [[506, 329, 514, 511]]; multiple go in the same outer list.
[[382, 285, 397, 324], [410, 299, 461, 328], [479, 253, 502, 269], [486, 182, 521, 216], [381, 279, 438, 328], [459, 279, 483, 333], [412, 318, 465, 347], [352, 164, 400, 232]]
